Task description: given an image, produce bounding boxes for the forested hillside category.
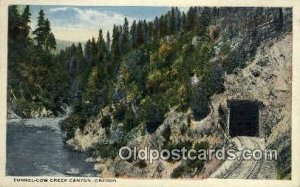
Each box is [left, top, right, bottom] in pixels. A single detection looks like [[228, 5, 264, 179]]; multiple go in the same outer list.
[[8, 6, 70, 117], [61, 7, 230, 139], [7, 6, 292, 178]]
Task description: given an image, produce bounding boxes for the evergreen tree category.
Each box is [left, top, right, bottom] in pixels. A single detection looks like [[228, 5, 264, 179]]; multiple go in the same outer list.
[[20, 5, 31, 42], [44, 19, 51, 35], [122, 17, 130, 53], [33, 9, 46, 48], [76, 42, 83, 58], [46, 32, 56, 50], [106, 31, 111, 51], [186, 7, 197, 31], [85, 39, 92, 60], [118, 25, 123, 55], [136, 20, 144, 46], [97, 29, 106, 62], [197, 7, 212, 35], [33, 10, 56, 51], [181, 12, 187, 31], [8, 5, 20, 41], [154, 16, 160, 40], [159, 15, 167, 36], [212, 7, 219, 25], [175, 7, 181, 32], [148, 21, 154, 41], [75, 42, 84, 72], [275, 8, 284, 31], [91, 37, 98, 64], [112, 25, 121, 60], [143, 20, 149, 42], [44, 19, 56, 50], [130, 20, 137, 48], [170, 7, 176, 34]]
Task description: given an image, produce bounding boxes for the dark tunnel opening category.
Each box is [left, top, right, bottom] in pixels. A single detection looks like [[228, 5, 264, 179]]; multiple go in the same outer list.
[[228, 100, 260, 137]]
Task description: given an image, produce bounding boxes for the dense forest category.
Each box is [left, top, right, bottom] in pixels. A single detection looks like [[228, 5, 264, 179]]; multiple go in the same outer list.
[[60, 6, 229, 138], [8, 5, 70, 117], [8, 6, 228, 136], [8, 6, 287, 137], [8, 5, 290, 179]]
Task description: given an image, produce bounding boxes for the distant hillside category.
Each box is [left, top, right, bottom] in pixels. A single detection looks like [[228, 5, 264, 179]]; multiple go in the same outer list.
[[55, 39, 79, 53]]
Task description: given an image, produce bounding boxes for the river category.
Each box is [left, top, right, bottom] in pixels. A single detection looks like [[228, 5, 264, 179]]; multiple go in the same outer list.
[[6, 117, 97, 177]]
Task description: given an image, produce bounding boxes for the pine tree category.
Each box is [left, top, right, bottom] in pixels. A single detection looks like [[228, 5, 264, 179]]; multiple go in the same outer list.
[[97, 29, 106, 62], [118, 25, 123, 55], [197, 7, 212, 35], [46, 32, 56, 50], [85, 39, 92, 60], [175, 7, 181, 32], [44, 19, 56, 50], [130, 20, 137, 48], [212, 7, 219, 25], [275, 8, 284, 31], [122, 17, 130, 54], [8, 5, 20, 41], [154, 16, 160, 40], [112, 25, 121, 60], [20, 5, 31, 42], [106, 31, 111, 51], [76, 43, 83, 58], [170, 7, 176, 34], [148, 21, 154, 41], [181, 12, 187, 31], [143, 20, 149, 42], [33, 10, 56, 51], [91, 37, 98, 64], [186, 7, 197, 31], [136, 21, 144, 46], [159, 15, 167, 36], [33, 9, 46, 48]]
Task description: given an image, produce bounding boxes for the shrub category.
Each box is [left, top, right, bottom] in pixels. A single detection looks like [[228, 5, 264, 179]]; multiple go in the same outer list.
[[162, 125, 171, 142], [146, 70, 164, 92], [190, 85, 210, 120], [92, 143, 124, 159], [14, 98, 34, 117], [141, 98, 164, 134], [159, 42, 173, 56], [100, 115, 112, 129], [123, 107, 139, 131], [171, 165, 188, 178], [162, 141, 193, 162], [186, 141, 209, 168], [134, 160, 147, 168], [112, 104, 126, 122], [61, 113, 86, 140]]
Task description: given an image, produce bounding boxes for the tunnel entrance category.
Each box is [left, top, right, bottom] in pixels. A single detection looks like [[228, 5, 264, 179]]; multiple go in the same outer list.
[[227, 100, 261, 137]]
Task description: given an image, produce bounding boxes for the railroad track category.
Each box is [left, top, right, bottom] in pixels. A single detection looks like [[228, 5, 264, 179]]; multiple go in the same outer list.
[[245, 138, 263, 179], [223, 136, 264, 179], [222, 137, 244, 179]]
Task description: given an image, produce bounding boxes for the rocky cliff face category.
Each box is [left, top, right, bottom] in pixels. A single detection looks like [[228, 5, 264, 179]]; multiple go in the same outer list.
[[209, 33, 292, 178], [220, 8, 291, 64]]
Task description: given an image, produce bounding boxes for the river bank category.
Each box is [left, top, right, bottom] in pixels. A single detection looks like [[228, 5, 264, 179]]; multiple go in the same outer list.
[[6, 117, 97, 177]]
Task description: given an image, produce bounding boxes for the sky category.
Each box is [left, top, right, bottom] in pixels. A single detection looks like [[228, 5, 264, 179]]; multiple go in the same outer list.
[[28, 6, 178, 42]]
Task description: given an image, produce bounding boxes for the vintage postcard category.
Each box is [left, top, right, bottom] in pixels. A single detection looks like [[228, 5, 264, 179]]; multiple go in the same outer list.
[[0, 0, 299, 186]]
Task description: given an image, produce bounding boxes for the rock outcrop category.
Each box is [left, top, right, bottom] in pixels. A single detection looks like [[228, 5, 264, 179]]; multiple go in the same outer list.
[[208, 32, 292, 179]]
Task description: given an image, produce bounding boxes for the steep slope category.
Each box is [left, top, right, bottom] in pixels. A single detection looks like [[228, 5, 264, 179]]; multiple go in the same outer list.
[[208, 33, 292, 179], [62, 8, 292, 179], [64, 33, 291, 179]]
